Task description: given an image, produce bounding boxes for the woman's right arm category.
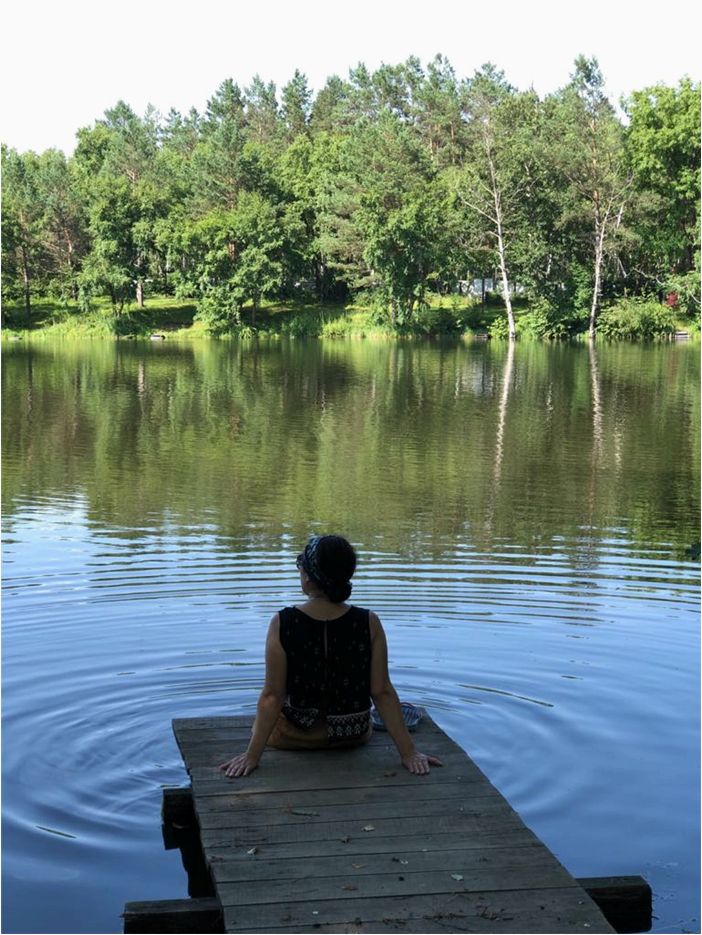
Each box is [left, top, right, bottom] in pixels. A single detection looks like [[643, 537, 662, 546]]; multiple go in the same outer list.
[[218, 613, 286, 777], [369, 612, 442, 775]]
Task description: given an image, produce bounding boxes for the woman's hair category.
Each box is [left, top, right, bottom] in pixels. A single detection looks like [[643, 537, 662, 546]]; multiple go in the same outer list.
[[299, 534, 357, 603]]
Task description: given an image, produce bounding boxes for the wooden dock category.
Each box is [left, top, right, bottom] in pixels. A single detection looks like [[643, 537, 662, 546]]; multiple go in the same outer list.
[[161, 714, 617, 933]]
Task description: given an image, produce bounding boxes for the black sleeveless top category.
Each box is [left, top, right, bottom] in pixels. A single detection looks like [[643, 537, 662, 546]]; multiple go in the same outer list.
[[279, 605, 372, 741]]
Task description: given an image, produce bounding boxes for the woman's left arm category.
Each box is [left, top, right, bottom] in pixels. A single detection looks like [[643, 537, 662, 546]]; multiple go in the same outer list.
[[219, 614, 287, 777]]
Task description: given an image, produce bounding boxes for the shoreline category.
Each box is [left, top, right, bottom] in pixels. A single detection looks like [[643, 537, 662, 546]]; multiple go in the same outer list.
[[1, 295, 697, 343]]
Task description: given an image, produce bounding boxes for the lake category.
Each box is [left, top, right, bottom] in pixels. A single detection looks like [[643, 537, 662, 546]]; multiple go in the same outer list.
[[1, 336, 699, 934]]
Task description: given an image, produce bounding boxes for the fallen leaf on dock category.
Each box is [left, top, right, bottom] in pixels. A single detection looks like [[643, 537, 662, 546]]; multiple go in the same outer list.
[[352, 863, 365, 869], [340, 835, 351, 843], [362, 824, 376, 831], [342, 884, 358, 891], [451, 873, 464, 881], [246, 847, 258, 855], [288, 808, 320, 817]]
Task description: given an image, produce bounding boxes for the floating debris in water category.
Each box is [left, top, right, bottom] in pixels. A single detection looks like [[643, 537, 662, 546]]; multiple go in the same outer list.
[[36, 826, 77, 839]]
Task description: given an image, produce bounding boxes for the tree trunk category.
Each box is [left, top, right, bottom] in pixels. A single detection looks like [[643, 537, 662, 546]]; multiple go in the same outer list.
[[495, 223, 516, 339], [487, 145, 516, 340], [136, 279, 144, 308], [20, 245, 31, 321], [315, 261, 322, 299], [589, 219, 607, 339]]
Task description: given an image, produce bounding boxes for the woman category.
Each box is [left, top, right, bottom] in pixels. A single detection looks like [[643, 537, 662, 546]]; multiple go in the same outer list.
[[219, 534, 442, 778]]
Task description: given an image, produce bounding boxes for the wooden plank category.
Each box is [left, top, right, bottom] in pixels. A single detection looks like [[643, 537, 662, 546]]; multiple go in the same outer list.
[[216, 862, 579, 908], [196, 791, 505, 830], [174, 716, 253, 731], [211, 842, 558, 884], [194, 778, 499, 812], [181, 744, 466, 769], [162, 786, 195, 824], [577, 875, 652, 933], [172, 715, 615, 935], [191, 764, 478, 795], [205, 827, 544, 862], [221, 886, 611, 933], [123, 897, 222, 934], [198, 809, 532, 850], [187, 747, 483, 794]]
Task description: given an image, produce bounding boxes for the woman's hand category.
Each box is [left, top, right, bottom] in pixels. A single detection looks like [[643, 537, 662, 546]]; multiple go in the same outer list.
[[401, 750, 443, 775], [218, 752, 259, 778]]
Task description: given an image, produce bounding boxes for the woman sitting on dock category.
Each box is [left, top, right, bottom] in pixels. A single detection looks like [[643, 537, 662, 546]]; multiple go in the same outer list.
[[219, 534, 442, 779]]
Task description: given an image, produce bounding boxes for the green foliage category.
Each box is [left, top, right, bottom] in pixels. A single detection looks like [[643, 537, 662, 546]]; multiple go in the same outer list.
[[348, 112, 448, 326], [597, 298, 677, 339], [488, 317, 510, 339], [3, 59, 699, 341], [623, 79, 701, 302], [518, 299, 586, 339], [195, 284, 242, 334]]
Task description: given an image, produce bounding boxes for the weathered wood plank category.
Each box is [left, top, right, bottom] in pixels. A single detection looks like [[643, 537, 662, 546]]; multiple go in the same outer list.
[[199, 809, 532, 850], [205, 827, 544, 862], [187, 747, 483, 795], [162, 786, 195, 824], [217, 862, 579, 908], [172, 715, 615, 935], [174, 716, 253, 731], [194, 778, 498, 812], [191, 763, 478, 795], [211, 842, 558, 884], [221, 886, 611, 933], [123, 897, 222, 934], [197, 791, 505, 830], [183, 740, 465, 768], [577, 875, 652, 933]]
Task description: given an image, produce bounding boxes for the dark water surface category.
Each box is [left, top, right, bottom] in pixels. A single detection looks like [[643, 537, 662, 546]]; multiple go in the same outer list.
[[2, 337, 699, 934]]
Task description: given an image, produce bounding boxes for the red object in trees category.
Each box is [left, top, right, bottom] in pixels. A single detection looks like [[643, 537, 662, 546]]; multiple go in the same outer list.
[[666, 291, 679, 307]]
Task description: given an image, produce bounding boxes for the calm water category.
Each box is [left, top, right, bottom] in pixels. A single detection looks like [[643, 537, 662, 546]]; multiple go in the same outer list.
[[1, 337, 699, 934]]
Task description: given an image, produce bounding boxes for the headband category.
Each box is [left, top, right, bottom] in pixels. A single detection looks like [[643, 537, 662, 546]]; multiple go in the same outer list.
[[301, 535, 338, 592]]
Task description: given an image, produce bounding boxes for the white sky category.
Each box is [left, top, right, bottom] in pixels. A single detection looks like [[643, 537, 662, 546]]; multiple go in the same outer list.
[[1, 0, 700, 155]]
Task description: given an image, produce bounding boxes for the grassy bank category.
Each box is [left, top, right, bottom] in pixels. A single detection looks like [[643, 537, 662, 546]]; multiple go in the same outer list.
[[1, 293, 696, 341], [1, 293, 499, 340]]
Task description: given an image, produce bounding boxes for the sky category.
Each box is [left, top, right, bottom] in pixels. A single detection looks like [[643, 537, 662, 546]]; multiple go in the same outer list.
[[1, 0, 699, 155]]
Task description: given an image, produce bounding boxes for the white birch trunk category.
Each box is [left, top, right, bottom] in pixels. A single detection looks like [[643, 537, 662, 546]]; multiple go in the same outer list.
[[589, 219, 607, 340], [487, 142, 516, 340], [496, 224, 516, 339]]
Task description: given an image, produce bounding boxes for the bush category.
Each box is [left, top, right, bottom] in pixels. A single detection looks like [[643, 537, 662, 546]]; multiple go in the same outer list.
[[391, 304, 463, 335], [195, 286, 241, 335], [281, 313, 323, 337], [518, 300, 587, 339], [597, 298, 677, 339], [488, 316, 511, 339]]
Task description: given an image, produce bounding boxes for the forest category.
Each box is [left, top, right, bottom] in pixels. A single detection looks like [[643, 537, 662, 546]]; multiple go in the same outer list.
[[1, 55, 700, 339]]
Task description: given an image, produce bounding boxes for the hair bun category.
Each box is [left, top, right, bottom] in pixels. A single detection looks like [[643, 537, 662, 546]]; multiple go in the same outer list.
[[326, 579, 352, 604]]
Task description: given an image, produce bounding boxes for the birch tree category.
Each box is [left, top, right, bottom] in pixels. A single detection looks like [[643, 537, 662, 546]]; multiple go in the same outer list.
[[548, 57, 632, 338], [451, 66, 538, 339]]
